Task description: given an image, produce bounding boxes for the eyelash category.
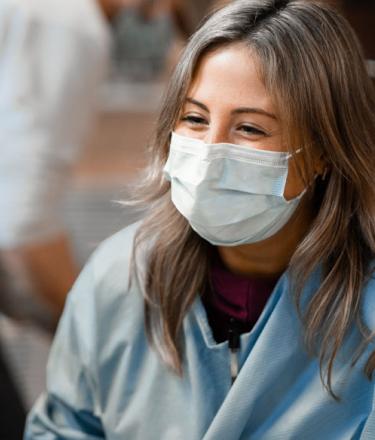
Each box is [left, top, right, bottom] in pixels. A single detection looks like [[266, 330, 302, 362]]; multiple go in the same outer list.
[[180, 115, 207, 125], [180, 115, 267, 137], [238, 124, 266, 136]]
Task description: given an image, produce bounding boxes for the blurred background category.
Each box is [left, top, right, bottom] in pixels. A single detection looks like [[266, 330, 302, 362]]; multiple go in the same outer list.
[[0, 0, 373, 438]]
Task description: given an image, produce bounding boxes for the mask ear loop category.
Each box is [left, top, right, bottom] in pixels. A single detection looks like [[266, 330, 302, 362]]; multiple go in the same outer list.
[[285, 147, 303, 160]]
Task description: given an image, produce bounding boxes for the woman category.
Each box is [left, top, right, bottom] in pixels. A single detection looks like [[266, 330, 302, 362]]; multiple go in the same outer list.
[[25, 0, 375, 438]]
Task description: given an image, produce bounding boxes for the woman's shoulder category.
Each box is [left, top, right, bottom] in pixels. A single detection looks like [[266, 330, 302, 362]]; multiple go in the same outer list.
[[67, 221, 145, 324], [58, 221, 146, 364], [90, 220, 142, 282]]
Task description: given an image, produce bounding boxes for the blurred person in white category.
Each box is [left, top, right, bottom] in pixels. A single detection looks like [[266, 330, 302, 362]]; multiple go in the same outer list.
[[0, 1, 154, 436], [0, 0, 163, 325]]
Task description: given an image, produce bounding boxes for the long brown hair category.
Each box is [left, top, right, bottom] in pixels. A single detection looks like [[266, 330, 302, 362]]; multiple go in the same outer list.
[[130, 0, 375, 398]]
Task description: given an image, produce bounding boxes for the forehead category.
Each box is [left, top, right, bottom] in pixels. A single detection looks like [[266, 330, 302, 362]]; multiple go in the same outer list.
[[187, 42, 274, 112]]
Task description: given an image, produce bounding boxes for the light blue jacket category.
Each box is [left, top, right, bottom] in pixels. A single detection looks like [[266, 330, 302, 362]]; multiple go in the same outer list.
[[24, 222, 375, 439]]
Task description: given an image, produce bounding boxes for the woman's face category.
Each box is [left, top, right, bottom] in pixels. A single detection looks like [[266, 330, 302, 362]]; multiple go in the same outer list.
[[174, 42, 308, 200]]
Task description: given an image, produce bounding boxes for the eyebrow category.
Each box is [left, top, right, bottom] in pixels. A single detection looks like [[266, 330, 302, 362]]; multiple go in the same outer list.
[[185, 97, 277, 120]]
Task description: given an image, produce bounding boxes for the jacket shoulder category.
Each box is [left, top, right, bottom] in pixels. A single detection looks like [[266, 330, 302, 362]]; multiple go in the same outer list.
[[91, 221, 142, 280], [67, 221, 144, 318], [62, 221, 145, 360]]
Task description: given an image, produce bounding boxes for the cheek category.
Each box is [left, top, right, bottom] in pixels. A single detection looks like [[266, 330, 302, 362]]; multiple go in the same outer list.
[[173, 119, 196, 138], [173, 123, 191, 138], [283, 160, 306, 200]]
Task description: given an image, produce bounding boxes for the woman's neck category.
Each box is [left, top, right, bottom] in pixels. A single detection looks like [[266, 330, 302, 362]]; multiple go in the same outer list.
[[217, 197, 315, 278]]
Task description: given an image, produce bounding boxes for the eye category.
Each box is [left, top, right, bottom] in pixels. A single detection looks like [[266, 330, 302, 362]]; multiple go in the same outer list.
[[180, 114, 208, 126], [238, 124, 267, 136]]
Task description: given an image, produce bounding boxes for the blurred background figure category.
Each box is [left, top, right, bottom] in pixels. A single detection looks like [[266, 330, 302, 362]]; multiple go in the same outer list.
[[0, 0, 141, 331], [0, 0, 167, 437]]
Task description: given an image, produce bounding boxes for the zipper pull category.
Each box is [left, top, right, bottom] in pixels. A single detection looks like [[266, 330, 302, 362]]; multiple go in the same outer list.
[[228, 318, 241, 385]]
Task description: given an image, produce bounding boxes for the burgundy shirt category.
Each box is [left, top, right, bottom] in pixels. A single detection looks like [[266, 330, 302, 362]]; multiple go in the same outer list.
[[202, 256, 279, 343]]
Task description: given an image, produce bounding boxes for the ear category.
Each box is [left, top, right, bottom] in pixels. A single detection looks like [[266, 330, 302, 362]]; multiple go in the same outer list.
[[314, 153, 329, 180]]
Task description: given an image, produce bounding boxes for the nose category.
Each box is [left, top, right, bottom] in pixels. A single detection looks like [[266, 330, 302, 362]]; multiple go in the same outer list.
[[203, 122, 229, 144]]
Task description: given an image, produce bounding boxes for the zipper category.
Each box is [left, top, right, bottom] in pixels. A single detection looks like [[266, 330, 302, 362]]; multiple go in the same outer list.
[[228, 318, 241, 385]]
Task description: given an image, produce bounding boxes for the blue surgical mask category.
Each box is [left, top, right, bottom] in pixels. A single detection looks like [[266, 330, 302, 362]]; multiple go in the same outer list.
[[163, 132, 305, 246]]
